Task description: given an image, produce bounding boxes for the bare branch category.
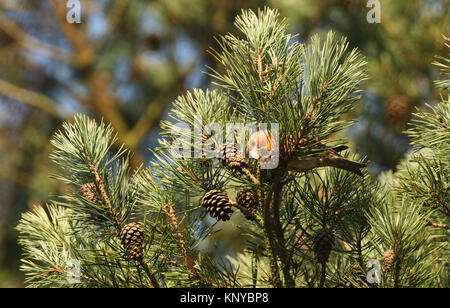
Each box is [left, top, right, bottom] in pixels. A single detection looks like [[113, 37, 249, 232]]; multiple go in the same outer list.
[[0, 79, 69, 120]]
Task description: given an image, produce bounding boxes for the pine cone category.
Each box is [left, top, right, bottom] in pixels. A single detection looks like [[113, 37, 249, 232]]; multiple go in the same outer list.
[[201, 190, 234, 221], [120, 222, 144, 260], [236, 190, 257, 220], [382, 249, 395, 272], [313, 228, 334, 263], [220, 143, 248, 173], [384, 96, 409, 127], [80, 182, 98, 203]]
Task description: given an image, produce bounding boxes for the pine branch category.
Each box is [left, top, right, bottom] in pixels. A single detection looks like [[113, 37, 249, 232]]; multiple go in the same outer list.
[[271, 183, 295, 287], [230, 201, 263, 226], [84, 147, 122, 230], [162, 201, 221, 288], [262, 184, 282, 288], [138, 260, 160, 288], [426, 222, 450, 229], [429, 191, 450, 217], [0, 79, 69, 120], [18, 7, 449, 289], [303, 78, 328, 125], [0, 10, 71, 64], [241, 167, 261, 185]]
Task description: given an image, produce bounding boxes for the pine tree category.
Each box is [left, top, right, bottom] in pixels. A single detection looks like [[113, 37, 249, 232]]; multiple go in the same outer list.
[[374, 36, 450, 288], [16, 8, 448, 288]]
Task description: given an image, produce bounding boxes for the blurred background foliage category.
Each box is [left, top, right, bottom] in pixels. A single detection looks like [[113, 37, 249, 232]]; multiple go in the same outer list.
[[0, 0, 448, 287]]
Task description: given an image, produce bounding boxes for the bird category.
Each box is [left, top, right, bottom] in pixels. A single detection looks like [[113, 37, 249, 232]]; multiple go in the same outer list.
[[246, 130, 281, 165], [247, 130, 367, 176], [287, 148, 367, 177]]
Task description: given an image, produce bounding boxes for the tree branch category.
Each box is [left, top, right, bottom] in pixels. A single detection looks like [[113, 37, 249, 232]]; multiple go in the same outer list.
[[430, 191, 450, 217], [0, 79, 69, 120], [262, 184, 282, 288], [271, 183, 295, 287], [0, 10, 71, 64], [84, 148, 122, 230], [162, 200, 221, 288], [138, 259, 161, 288]]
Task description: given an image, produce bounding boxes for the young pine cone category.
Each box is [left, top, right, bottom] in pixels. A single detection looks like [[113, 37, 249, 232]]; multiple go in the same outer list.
[[236, 190, 257, 220], [120, 222, 144, 261], [313, 228, 335, 263], [80, 182, 98, 203], [382, 249, 395, 272], [220, 143, 249, 174], [201, 190, 234, 222], [384, 96, 409, 127]]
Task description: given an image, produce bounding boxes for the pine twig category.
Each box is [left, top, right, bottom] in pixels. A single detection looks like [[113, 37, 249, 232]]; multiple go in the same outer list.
[[179, 167, 208, 190], [287, 151, 367, 177], [230, 201, 263, 226], [162, 201, 221, 288], [84, 148, 160, 288], [319, 262, 327, 288], [426, 222, 450, 229], [84, 148, 122, 230], [162, 201, 190, 268], [303, 78, 328, 124], [138, 259, 161, 288], [269, 70, 285, 100], [430, 191, 450, 216], [241, 167, 261, 185], [256, 48, 265, 83]]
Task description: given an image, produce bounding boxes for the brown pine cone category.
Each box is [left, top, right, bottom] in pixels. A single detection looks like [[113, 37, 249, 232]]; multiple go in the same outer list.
[[219, 143, 249, 173], [80, 182, 98, 203], [236, 190, 257, 220], [201, 190, 234, 221], [382, 249, 395, 272], [384, 96, 410, 127], [313, 228, 335, 263], [120, 222, 144, 260]]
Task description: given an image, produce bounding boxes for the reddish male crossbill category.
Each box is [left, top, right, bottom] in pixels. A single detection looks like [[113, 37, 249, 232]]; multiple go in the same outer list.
[[247, 130, 277, 159]]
